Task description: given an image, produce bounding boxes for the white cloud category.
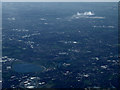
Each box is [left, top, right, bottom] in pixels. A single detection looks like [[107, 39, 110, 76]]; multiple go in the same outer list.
[[70, 11, 105, 20]]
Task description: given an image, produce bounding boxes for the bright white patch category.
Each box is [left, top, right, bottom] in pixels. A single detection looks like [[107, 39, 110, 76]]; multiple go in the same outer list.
[[77, 11, 94, 16], [70, 11, 105, 20], [26, 86, 35, 88], [101, 65, 107, 69], [8, 17, 16, 21], [95, 57, 99, 61], [30, 77, 36, 79], [73, 41, 77, 44], [40, 18, 46, 21], [39, 82, 45, 85], [83, 74, 89, 77]]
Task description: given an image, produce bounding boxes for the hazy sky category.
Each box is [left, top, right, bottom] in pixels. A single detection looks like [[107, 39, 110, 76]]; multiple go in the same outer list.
[[2, 0, 120, 2]]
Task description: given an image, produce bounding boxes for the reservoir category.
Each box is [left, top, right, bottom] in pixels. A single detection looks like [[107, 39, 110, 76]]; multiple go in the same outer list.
[[12, 61, 44, 73]]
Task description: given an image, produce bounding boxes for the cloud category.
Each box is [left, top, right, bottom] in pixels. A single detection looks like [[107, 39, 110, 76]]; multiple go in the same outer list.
[[77, 11, 95, 16], [71, 11, 105, 19]]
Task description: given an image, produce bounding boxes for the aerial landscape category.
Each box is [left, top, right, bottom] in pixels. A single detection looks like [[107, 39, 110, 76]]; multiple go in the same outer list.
[[2, 2, 119, 88]]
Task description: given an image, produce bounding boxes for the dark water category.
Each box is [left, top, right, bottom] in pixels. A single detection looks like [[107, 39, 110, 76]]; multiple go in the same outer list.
[[12, 61, 44, 73]]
